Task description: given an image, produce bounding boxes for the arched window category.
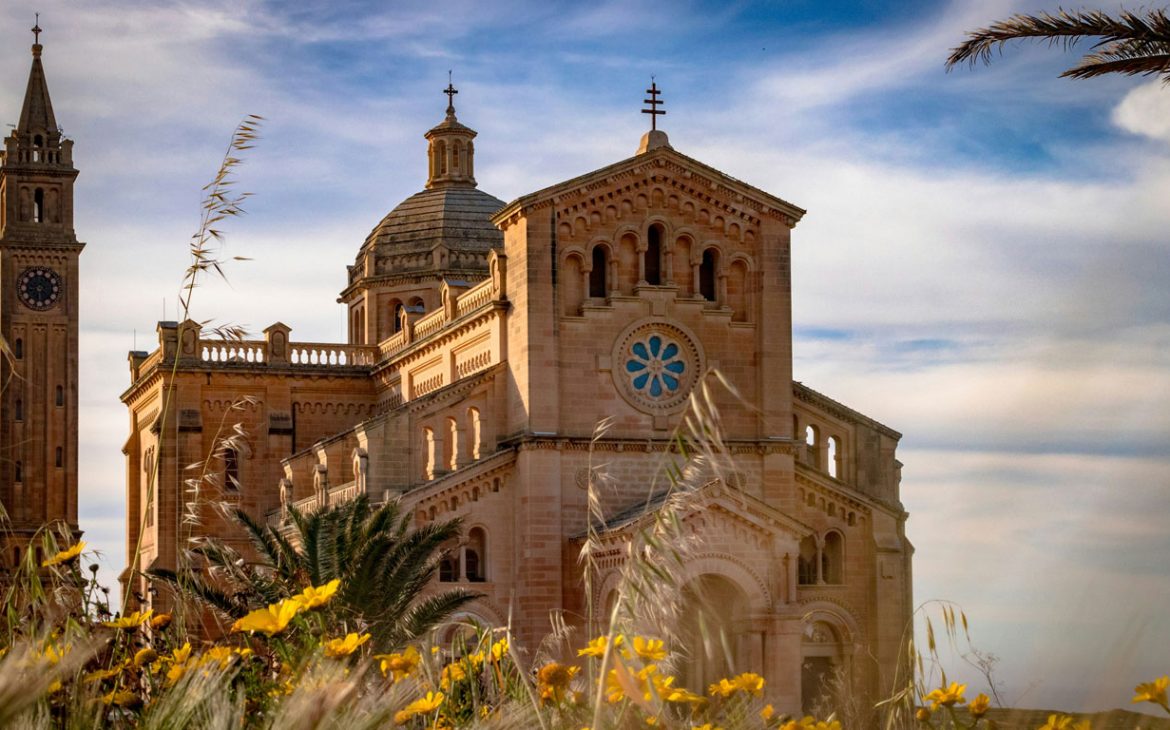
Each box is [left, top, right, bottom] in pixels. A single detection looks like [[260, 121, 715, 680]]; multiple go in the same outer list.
[[439, 543, 459, 582], [392, 301, 404, 334], [589, 246, 607, 298], [467, 407, 481, 460], [467, 527, 487, 582], [827, 436, 841, 478], [14, 339, 22, 359], [224, 448, 240, 490], [55, 447, 63, 468], [645, 224, 662, 285], [33, 188, 44, 223], [14, 399, 22, 421], [798, 535, 818, 585], [55, 385, 64, 407], [14, 461, 22, 482], [822, 531, 844, 584], [699, 248, 718, 301], [445, 417, 459, 471], [805, 425, 820, 469], [437, 141, 448, 175], [423, 427, 436, 480]]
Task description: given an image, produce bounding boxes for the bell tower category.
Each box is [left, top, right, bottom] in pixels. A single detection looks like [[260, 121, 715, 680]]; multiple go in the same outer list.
[[0, 22, 83, 568]]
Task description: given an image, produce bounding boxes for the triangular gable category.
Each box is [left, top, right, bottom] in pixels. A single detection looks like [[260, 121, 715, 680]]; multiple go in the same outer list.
[[491, 145, 806, 229], [582, 478, 814, 546]]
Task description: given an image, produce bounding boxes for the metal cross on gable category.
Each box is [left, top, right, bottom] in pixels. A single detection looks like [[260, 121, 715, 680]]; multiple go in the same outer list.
[[642, 77, 665, 131]]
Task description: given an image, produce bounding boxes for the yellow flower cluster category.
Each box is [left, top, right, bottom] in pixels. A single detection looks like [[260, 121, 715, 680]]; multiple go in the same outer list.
[[230, 579, 340, 636], [377, 645, 422, 681], [1037, 714, 1091, 730], [324, 632, 370, 658], [923, 681, 966, 709], [537, 661, 580, 704], [394, 691, 444, 726], [1133, 676, 1169, 711], [779, 717, 842, 730], [102, 609, 153, 630], [708, 672, 765, 698]]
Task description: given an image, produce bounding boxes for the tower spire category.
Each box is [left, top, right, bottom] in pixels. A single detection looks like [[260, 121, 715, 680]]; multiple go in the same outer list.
[[19, 15, 58, 136], [425, 73, 477, 189]]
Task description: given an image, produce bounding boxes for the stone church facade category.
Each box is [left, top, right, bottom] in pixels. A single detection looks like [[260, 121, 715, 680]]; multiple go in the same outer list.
[[0, 37, 84, 571], [122, 88, 913, 714]]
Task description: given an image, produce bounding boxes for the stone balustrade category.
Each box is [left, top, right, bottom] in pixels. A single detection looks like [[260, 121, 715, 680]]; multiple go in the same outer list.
[[455, 278, 494, 317]]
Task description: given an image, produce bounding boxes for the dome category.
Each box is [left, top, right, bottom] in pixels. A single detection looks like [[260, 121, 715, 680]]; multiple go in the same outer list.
[[362, 185, 505, 257]]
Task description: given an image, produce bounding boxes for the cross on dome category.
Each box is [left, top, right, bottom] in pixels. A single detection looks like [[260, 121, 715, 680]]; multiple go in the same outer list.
[[444, 70, 458, 119]]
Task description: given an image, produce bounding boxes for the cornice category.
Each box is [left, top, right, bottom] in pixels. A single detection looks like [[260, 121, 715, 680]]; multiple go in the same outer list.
[[793, 382, 901, 440]]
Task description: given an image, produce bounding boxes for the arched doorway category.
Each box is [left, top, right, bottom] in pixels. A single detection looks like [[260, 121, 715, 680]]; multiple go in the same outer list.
[[678, 574, 748, 691], [801, 618, 849, 714]]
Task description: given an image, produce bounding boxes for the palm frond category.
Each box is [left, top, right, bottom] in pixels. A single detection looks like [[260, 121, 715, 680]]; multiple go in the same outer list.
[[1064, 38, 1170, 79], [946, 8, 1170, 82]]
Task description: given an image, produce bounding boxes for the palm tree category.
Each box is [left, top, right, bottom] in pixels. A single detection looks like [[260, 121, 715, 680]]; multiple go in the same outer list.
[[946, 8, 1170, 81], [152, 495, 480, 650]]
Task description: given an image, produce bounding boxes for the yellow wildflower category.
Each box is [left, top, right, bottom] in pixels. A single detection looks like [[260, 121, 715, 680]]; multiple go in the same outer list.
[[149, 612, 173, 631], [606, 664, 666, 704], [394, 691, 445, 725], [489, 637, 508, 663], [170, 642, 193, 665], [692, 724, 724, 730], [132, 648, 159, 669], [377, 646, 421, 681], [1133, 676, 1169, 710], [230, 599, 302, 636], [39, 643, 70, 665], [782, 719, 841, 730], [1037, 714, 1091, 730], [292, 578, 340, 609], [578, 634, 624, 658], [84, 665, 123, 683], [969, 692, 991, 718], [915, 707, 931, 722], [102, 609, 153, 630], [47, 680, 63, 694], [663, 684, 706, 706], [202, 646, 251, 669], [923, 681, 966, 709], [42, 541, 85, 567], [440, 661, 466, 690], [537, 662, 580, 704], [632, 636, 668, 662], [324, 632, 371, 658], [761, 704, 775, 720], [102, 689, 142, 709], [708, 672, 765, 698]]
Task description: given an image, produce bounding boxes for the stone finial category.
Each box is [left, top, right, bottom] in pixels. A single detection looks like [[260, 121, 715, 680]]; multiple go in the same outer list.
[[637, 129, 672, 155]]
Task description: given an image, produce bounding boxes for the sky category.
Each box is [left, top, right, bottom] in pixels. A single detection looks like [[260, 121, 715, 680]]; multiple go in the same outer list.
[[1, 0, 1168, 714]]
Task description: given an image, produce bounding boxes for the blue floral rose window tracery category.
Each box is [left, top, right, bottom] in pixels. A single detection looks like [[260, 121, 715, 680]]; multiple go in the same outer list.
[[624, 334, 686, 399]]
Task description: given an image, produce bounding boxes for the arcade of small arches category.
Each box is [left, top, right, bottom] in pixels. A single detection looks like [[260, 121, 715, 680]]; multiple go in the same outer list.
[[419, 405, 486, 481], [799, 419, 845, 480], [798, 529, 846, 586], [438, 524, 488, 584], [559, 221, 755, 321]]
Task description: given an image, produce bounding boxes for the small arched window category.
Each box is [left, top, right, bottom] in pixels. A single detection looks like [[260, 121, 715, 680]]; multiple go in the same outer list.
[[392, 302, 404, 334], [798, 535, 817, 585], [822, 531, 844, 584], [439, 546, 459, 582], [645, 225, 662, 285], [224, 448, 240, 490], [827, 436, 841, 478], [589, 246, 607, 298], [467, 527, 487, 582], [14, 461, 22, 483], [699, 248, 718, 301], [423, 427, 436, 480], [467, 407, 481, 461], [445, 417, 459, 471], [805, 425, 820, 469], [13, 339, 22, 360], [14, 399, 22, 421], [55, 385, 64, 407], [55, 447, 63, 468], [33, 188, 44, 223]]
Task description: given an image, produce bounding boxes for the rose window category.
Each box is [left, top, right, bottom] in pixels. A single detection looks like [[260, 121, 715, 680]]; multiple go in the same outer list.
[[625, 334, 686, 399], [612, 320, 704, 413]]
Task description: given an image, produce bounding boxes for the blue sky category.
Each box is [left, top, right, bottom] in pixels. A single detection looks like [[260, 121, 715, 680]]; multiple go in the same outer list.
[[2, 0, 1169, 714]]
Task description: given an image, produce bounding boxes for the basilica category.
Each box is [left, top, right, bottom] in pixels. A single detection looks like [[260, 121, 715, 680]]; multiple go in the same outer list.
[[119, 81, 913, 714]]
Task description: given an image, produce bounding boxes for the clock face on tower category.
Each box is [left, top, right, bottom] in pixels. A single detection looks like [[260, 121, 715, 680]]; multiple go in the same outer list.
[[17, 266, 62, 311]]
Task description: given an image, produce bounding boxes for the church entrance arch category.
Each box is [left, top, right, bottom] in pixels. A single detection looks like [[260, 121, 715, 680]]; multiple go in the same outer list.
[[800, 613, 852, 714], [677, 573, 748, 691]]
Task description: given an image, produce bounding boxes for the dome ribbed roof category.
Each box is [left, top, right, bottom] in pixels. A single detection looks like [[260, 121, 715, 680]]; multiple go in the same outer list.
[[363, 186, 505, 256]]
